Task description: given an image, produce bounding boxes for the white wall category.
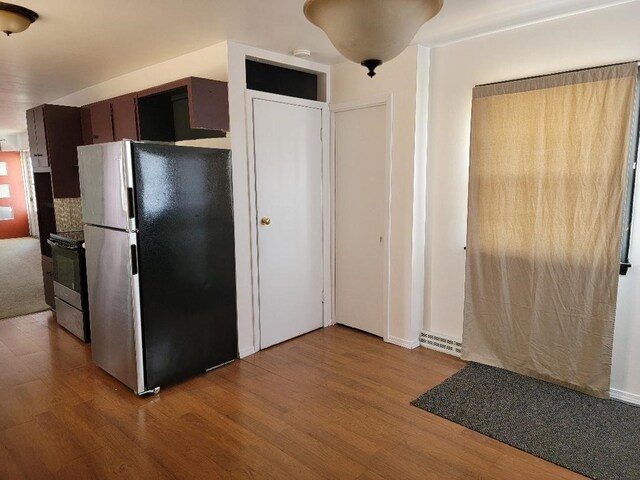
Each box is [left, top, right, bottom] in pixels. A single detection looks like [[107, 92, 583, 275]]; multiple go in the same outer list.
[[425, 1, 640, 398], [0, 132, 29, 152], [331, 45, 430, 346]]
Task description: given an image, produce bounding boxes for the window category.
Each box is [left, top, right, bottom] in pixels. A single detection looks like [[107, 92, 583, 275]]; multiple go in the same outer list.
[[246, 59, 319, 101], [0, 184, 10, 198], [0, 206, 14, 221], [0, 162, 7, 176], [620, 67, 640, 275]]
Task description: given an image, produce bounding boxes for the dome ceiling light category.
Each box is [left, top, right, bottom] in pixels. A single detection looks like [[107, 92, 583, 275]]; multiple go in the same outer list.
[[0, 2, 38, 36], [303, 0, 443, 78]]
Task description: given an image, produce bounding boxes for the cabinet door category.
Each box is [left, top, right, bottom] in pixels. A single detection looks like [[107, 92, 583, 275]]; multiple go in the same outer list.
[[26, 108, 39, 168], [34, 172, 56, 256], [26, 106, 49, 168], [111, 94, 139, 141], [44, 105, 83, 198], [33, 106, 49, 167], [188, 77, 229, 131], [80, 108, 93, 145], [88, 102, 114, 144]]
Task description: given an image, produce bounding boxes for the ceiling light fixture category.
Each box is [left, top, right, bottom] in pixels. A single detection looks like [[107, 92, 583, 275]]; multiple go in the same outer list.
[[0, 2, 38, 36], [304, 0, 443, 78]]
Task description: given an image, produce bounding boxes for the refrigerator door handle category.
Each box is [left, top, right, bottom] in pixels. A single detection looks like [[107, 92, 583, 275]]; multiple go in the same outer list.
[[130, 245, 138, 276], [127, 187, 135, 219]]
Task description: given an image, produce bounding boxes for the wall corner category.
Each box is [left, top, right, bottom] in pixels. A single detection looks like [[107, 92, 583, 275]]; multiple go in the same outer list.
[[410, 45, 432, 340]]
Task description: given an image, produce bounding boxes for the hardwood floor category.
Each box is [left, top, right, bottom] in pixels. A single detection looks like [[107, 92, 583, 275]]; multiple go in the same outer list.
[[0, 311, 585, 479]]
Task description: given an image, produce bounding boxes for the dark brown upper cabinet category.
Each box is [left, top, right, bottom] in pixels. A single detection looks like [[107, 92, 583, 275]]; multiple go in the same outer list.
[[111, 93, 139, 141], [85, 101, 114, 144], [79, 77, 227, 145], [82, 100, 113, 145], [81, 94, 139, 145], [137, 77, 229, 142], [25, 104, 83, 198]]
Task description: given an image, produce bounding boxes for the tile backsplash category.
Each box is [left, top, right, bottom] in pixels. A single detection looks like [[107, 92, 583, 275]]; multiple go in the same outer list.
[[54, 197, 83, 232]]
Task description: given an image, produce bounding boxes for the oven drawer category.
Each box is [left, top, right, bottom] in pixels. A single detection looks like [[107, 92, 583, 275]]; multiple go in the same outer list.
[[53, 281, 82, 310], [55, 297, 88, 342]]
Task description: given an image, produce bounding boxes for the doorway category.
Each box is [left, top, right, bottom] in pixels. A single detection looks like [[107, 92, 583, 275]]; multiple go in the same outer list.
[[247, 91, 329, 349], [20, 151, 39, 238], [332, 100, 391, 338]]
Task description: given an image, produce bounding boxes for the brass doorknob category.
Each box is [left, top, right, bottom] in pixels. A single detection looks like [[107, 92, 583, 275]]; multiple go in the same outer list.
[[261, 217, 271, 225]]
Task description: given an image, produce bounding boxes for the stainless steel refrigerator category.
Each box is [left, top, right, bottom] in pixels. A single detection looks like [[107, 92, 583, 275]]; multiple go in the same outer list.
[[78, 140, 237, 394]]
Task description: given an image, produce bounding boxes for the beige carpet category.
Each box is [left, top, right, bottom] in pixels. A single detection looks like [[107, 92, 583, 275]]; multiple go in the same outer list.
[[0, 237, 49, 320]]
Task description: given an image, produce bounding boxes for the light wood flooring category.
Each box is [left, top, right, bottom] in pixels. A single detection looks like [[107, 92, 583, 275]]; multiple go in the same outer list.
[[0, 311, 585, 479]]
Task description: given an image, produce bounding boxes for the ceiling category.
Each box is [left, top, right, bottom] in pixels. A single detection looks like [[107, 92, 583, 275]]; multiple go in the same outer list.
[[0, 0, 634, 135]]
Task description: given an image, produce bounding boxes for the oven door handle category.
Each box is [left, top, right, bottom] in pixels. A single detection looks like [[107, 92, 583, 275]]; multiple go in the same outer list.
[[47, 239, 80, 251]]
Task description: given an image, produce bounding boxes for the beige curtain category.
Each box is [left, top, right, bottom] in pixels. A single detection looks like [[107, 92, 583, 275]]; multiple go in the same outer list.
[[462, 63, 638, 398]]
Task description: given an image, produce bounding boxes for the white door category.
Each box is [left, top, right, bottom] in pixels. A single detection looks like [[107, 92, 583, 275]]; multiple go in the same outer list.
[[252, 98, 324, 349], [334, 105, 387, 337]]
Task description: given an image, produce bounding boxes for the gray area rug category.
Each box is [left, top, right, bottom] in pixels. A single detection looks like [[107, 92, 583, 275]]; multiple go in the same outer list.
[[0, 237, 49, 319], [411, 362, 640, 480]]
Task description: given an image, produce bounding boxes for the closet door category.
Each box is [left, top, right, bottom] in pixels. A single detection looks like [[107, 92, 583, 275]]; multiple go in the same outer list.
[[251, 97, 324, 349], [334, 104, 387, 337]]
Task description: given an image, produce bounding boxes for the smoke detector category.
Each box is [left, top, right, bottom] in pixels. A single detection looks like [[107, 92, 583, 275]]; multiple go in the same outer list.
[[291, 49, 311, 58]]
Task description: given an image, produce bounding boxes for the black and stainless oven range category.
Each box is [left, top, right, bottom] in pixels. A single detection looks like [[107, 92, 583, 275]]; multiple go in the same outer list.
[[48, 233, 90, 342]]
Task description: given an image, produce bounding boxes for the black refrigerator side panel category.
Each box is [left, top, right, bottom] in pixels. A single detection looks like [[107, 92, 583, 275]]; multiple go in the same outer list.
[[131, 143, 237, 389]]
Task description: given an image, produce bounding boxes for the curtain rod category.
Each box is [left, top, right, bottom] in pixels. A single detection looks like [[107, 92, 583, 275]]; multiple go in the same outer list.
[[475, 60, 640, 88]]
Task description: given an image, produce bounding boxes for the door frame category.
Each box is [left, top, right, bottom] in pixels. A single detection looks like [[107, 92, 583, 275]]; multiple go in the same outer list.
[[245, 89, 332, 350], [330, 96, 393, 342], [20, 150, 39, 237]]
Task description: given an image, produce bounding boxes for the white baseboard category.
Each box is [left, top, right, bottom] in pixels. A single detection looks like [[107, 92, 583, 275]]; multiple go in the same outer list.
[[386, 336, 420, 349], [239, 346, 257, 359], [610, 388, 640, 406]]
